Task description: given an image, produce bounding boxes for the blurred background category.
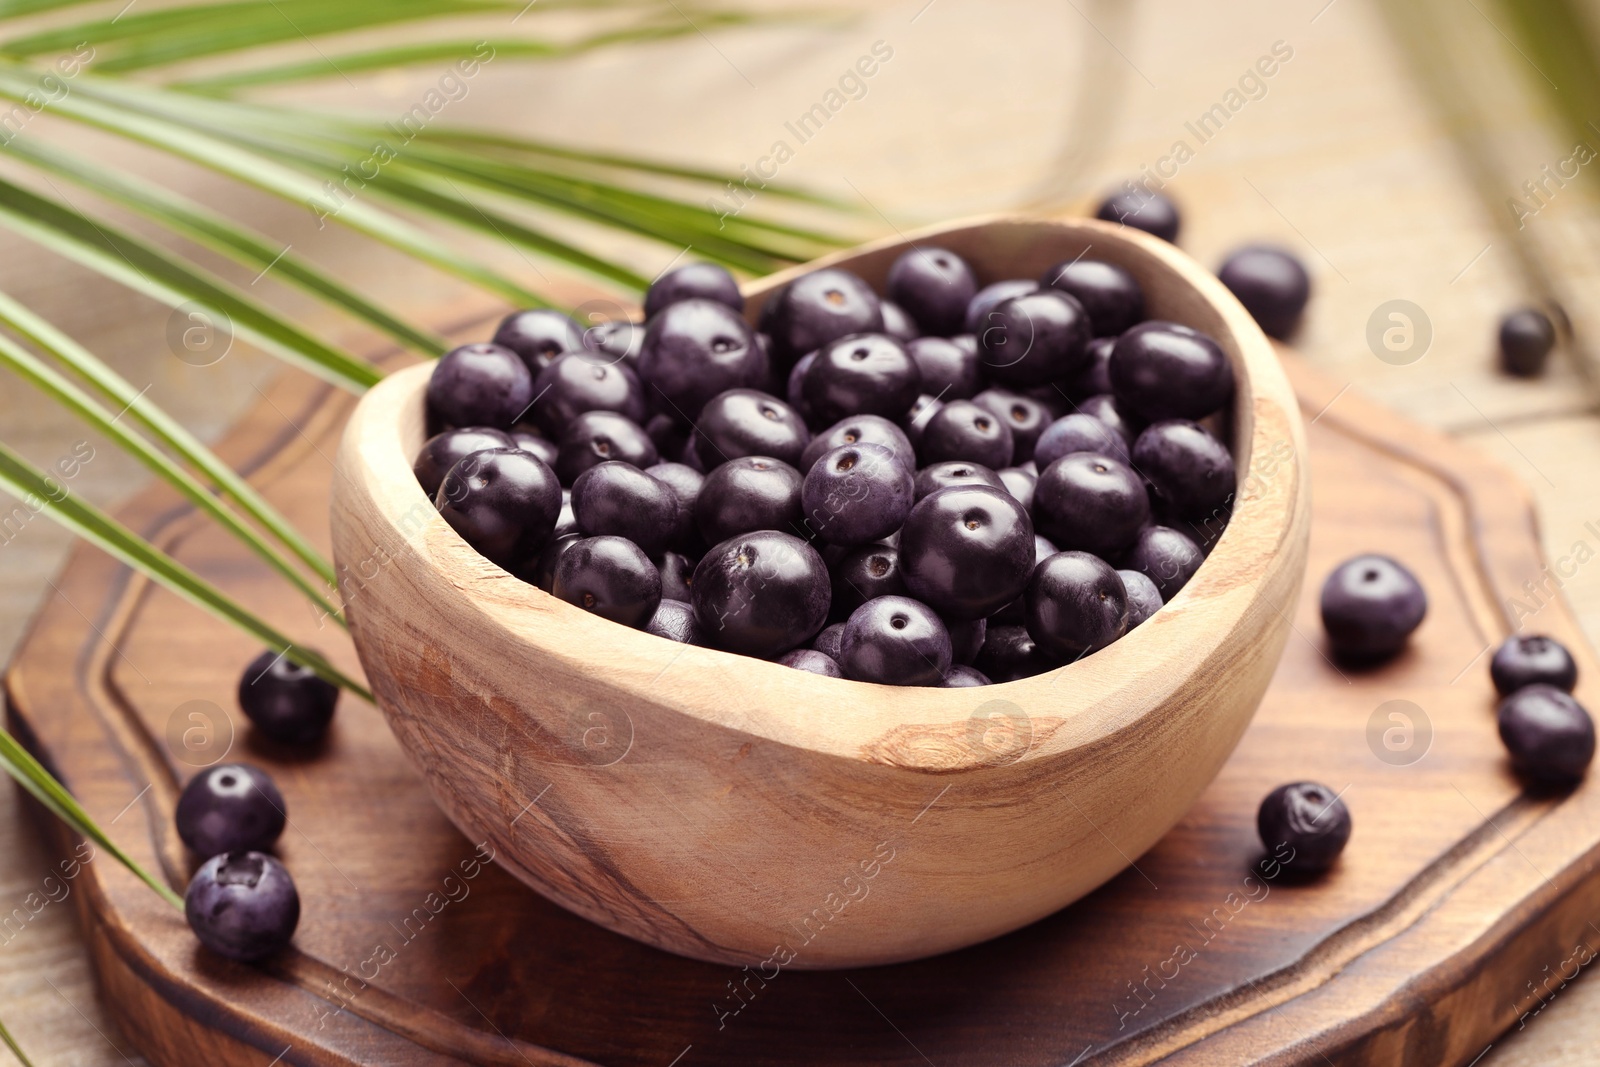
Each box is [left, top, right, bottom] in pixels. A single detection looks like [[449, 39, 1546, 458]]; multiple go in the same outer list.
[[1, 0, 1598, 1061]]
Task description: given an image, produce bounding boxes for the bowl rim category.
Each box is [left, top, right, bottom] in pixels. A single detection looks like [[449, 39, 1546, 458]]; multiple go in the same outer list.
[[335, 214, 1308, 773]]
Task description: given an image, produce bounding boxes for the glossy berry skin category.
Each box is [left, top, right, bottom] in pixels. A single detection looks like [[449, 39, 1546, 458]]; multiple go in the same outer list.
[[644, 262, 744, 319], [571, 462, 679, 558], [523, 532, 581, 592], [913, 461, 1004, 502], [1499, 308, 1556, 378], [555, 411, 658, 485], [801, 415, 916, 474], [691, 531, 830, 657], [583, 320, 643, 366], [1498, 685, 1595, 784], [1110, 322, 1234, 422], [878, 300, 919, 343], [696, 457, 804, 544], [493, 309, 585, 373], [637, 299, 767, 421], [645, 599, 705, 645], [1122, 525, 1204, 601], [942, 664, 991, 687], [812, 621, 847, 661], [907, 336, 983, 400], [1040, 259, 1145, 337], [830, 544, 908, 620], [965, 279, 1038, 335], [1078, 392, 1141, 444], [646, 462, 705, 553], [436, 448, 562, 567], [1033, 412, 1130, 468], [899, 485, 1035, 620], [645, 412, 690, 465], [886, 246, 977, 337], [998, 467, 1036, 512], [766, 268, 884, 365], [839, 596, 952, 687], [1256, 782, 1351, 875], [918, 400, 1015, 470], [426, 343, 534, 431], [530, 352, 646, 436], [800, 443, 913, 546], [1119, 568, 1164, 628], [973, 388, 1054, 464], [413, 427, 514, 499], [978, 290, 1092, 388], [1320, 555, 1427, 662], [656, 551, 695, 602], [552, 489, 579, 540], [239, 649, 338, 746], [1033, 453, 1150, 558], [695, 389, 810, 469], [947, 616, 987, 665], [1217, 245, 1311, 340], [1132, 420, 1236, 524], [903, 395, 943, 448], [1491, 635, 1578, 695], [786, 351, 817, 422], [974, 624, 1058, 682], [802, 333, 922, 425], [1025, 551, 1129, 659], [1095, 187, 1181, 243], [552, 535, 662, 628], [1065, 337, 1115, 400], [779, 648, 844, 677], [175, 764, 285, 858], [186, 851, 300, 962], [510, 430, 559, 468]]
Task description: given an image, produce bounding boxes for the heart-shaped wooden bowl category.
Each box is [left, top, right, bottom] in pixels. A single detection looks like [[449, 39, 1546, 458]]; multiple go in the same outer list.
[[330, 216, 1309, 969]]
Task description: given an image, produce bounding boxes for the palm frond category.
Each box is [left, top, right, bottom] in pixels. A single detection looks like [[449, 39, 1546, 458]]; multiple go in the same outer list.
[[0, 1012, 35, 1067]]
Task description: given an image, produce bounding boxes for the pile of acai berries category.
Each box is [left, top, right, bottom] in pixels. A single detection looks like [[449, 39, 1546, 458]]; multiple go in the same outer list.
[[417, 245, 1238, 687]]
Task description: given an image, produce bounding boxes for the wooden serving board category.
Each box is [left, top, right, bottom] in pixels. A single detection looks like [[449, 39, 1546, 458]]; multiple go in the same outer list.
[[6, 319, 1600, 1067]]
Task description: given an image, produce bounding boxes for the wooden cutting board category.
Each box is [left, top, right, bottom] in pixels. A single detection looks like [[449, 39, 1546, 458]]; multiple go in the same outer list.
[[6, 314, 1600, 1067]]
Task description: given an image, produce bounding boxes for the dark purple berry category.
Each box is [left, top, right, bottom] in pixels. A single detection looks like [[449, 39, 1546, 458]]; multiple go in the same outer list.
[[1217, 245, 1311, 340], [1119, 569, 1164, 628], [186, 851, 300, 962], [645, 262, 743, 319], [801, 443, 914, 545], [521, 532, 581, 592], [414, 427, 514, 499], [813, 621, 847, 661], [571, 461, 679, 557], [802, 333, 921, 425], [898, 485, 1034, 620], [902, 394, 943, 449], [974, 624, 1057, 682], [637, 299, 766, 421], [947, 616, 987, 665], [555, 411, 658, 484], [830, 543, 908, 619], [1122, 525, 1204, 601], [238, 649, 338, 746], [801, 414, 916, 474], [779, 648, 843, 677], [493, 309, 585, 373], [1033, 453, 1149, 558], [839, 596, 952, 686], [646, 461, 705, 553], [1320, 554, 1426, 662], [1499, 308, 1557, 378], [645, 412, 691, 464], [510, 429, 559, 468], [656, 550, 696, 602], [552, 535, 662, 628], [942, 664, 991, 687], [878, 300, 919, 343], [886, 246, 976, 336], [913, 461, 1004, 502], [582, 319, 643, 365], [435, 448, 562, 567], [972, 388, 1054, 464], [175, 763, 285, 858], [1110, 322, 1234, 422], [1491, 635, 1578, 695], [696, 457, 803, 544], [530, 352, 646, 436], [965, 279, 1038, 335], [426, 343, 534, 430], [918, 399, 1014, 469], [1095, 186, 1181, 243], [1040, 259, 1145, 337], [1025, 551, 1128, 659], [1064, 337, 1115, 400], [997, 466, 1036, 512], [906, 336, 983, 399], [691, 531, 830, 657], [645, 599, 705, 645], [695, 388, 810, 469], [1257, 782, 1350, 874], [1498, 685, 1595, 784], [1033, 412, 1130, 468], [1132, 420, 1236, 524], [552, 488, 578, 539], [766, 269, 884, 366], [977, 290, 1092, 388], [1078, 392, 1141, 444]]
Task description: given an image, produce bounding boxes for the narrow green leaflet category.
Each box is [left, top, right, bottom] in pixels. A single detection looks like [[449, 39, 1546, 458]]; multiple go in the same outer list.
[[0, 725, 185, 910], [0, 332, 345, 624], [3, 138, 444, 355], [0, 443, 372, 701], [0, 173, 383, 392], [0, 290, 338, 588], [0, 1013, 34, 1067]]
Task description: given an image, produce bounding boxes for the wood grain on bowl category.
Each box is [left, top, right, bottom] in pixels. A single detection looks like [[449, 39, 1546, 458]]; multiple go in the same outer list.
[[328, 217, 1311, 968]]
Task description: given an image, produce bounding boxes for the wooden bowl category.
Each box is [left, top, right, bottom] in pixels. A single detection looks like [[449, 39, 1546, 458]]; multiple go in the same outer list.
[[330, 216, 1310, 969]]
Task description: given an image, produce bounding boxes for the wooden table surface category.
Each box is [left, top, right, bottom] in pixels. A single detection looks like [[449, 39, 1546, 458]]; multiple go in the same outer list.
[[2, 0, 1598, 1062]]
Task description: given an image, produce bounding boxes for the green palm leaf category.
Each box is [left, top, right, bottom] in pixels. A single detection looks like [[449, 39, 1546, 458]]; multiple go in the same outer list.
[[0, 1013, 35, 1067]]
